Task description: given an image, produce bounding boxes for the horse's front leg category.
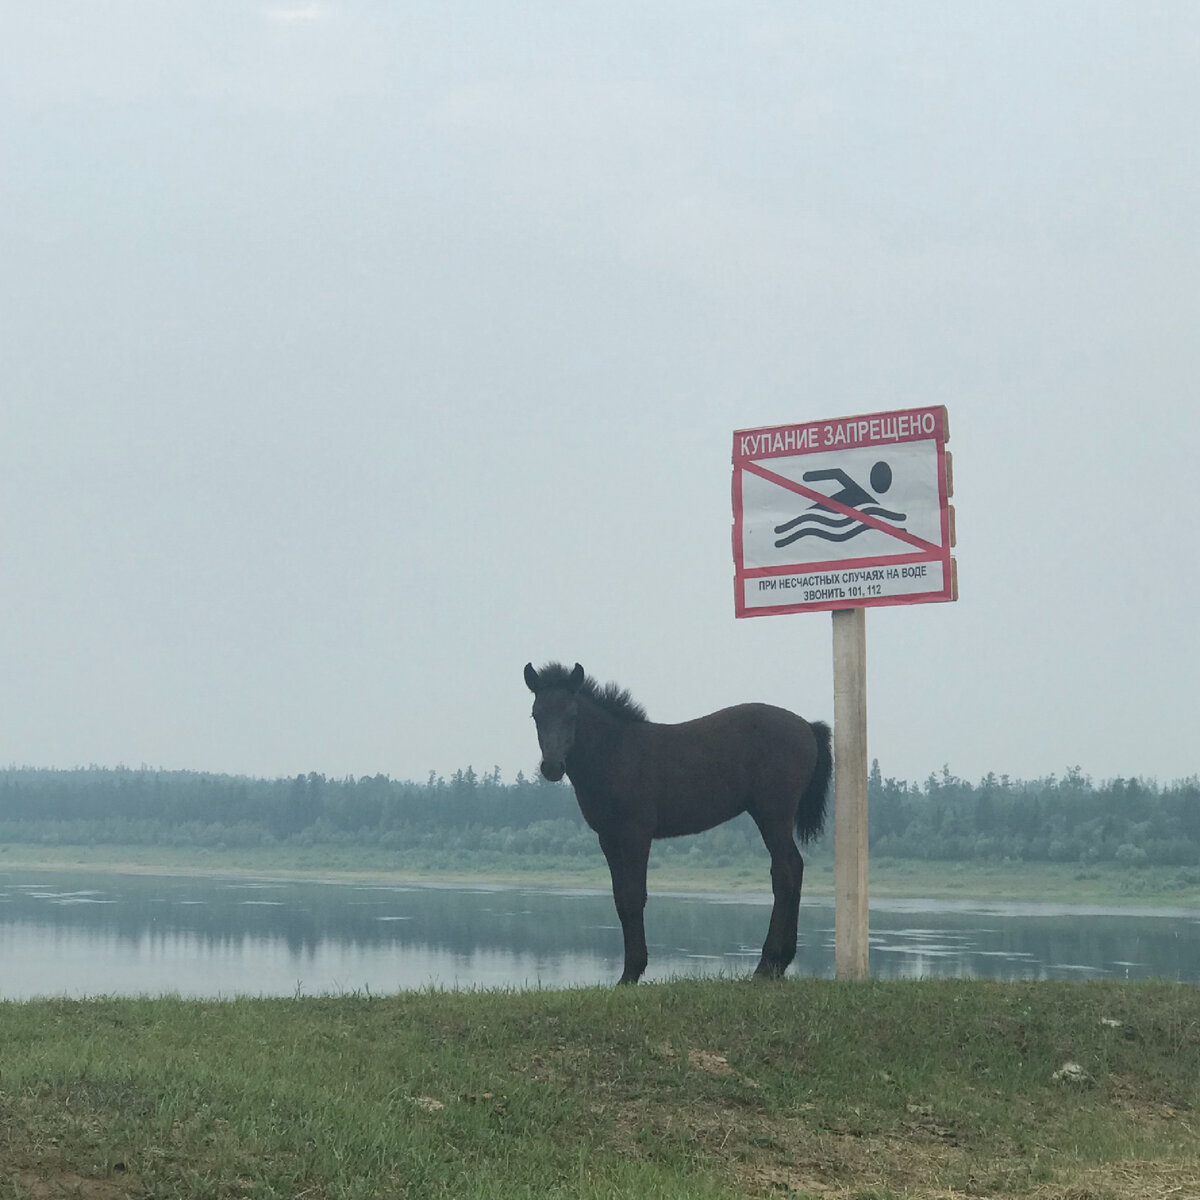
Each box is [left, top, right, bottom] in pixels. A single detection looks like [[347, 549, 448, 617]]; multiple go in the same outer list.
[[598, 830, 652, 984]]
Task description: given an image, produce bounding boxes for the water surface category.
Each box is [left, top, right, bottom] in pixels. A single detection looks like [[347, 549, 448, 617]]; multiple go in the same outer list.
[[1, 870, 1196, 998]]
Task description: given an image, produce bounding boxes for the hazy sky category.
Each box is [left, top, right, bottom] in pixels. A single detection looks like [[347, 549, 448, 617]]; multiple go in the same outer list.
[[2, 2, 1197, 788]]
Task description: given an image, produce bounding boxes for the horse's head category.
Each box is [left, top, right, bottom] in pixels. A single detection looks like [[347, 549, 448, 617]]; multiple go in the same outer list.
[[523, 661, 585, 782]]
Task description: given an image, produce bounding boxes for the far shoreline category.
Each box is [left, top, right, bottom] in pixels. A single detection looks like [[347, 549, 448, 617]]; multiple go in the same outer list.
[[3, 843, 1199, 909]]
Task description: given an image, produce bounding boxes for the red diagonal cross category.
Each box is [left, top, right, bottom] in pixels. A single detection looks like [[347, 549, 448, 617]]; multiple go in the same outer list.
[[743, 460, 941, 554]]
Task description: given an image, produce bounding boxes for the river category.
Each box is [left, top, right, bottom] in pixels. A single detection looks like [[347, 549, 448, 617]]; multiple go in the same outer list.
[[1, 869, 1197, 998]]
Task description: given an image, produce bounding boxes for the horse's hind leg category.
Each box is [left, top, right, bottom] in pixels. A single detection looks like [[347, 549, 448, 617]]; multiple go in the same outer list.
[[598, 829, 652, 985], [752, 817, 804, 979]]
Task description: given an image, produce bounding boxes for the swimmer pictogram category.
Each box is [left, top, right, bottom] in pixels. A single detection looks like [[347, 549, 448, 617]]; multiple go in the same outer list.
[[773, 461, 907, 548]]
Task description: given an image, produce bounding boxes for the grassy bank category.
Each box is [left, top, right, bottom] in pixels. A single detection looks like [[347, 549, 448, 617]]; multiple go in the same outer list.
[[1, 979, 1197, 1199], [4, 842, 1200, 907]]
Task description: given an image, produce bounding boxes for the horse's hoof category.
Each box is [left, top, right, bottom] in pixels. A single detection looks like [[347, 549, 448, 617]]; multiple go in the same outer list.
[[753, 961, 786, 980]]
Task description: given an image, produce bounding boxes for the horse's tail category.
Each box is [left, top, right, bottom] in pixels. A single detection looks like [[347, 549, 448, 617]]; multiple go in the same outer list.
[[795, 720, 833, 844]]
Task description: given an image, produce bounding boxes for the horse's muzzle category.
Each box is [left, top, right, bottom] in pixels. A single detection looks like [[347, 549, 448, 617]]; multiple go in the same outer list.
[[540, 761, 565, 783]]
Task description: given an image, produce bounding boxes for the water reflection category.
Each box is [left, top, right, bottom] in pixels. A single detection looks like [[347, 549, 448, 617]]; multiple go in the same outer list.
[[0, 870, 1197, 998]]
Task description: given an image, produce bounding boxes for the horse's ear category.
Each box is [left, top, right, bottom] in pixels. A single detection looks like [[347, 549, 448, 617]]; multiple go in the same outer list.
[[524, 663, 540, 693], [569, 663, 585, 691]]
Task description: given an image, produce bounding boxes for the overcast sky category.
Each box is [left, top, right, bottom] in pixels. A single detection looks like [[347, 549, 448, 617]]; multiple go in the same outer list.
[[2, 2, 1197, 788]]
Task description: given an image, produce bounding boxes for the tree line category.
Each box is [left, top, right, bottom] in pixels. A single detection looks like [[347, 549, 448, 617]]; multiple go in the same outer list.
[[871, 764, 1199, 868], [0, 762, 1197, 871]]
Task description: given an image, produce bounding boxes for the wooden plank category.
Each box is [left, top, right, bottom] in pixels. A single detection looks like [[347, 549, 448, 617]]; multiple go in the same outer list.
[[832, 606, 870, 979]]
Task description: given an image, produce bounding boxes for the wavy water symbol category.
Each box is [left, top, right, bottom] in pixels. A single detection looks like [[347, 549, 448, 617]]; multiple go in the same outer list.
[[773, 504, 907, 549]]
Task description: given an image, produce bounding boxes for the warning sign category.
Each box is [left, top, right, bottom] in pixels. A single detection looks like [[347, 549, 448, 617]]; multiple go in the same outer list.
[[733, 406, 956, 617]]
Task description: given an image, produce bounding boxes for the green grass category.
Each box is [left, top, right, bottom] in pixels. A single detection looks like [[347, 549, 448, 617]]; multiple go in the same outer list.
[[1, 979, 1197, 1199], [4, 841, 1200, 907]]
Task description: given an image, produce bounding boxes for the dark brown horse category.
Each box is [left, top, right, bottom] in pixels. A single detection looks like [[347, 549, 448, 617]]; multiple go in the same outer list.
[[523, 661, 832, 984]]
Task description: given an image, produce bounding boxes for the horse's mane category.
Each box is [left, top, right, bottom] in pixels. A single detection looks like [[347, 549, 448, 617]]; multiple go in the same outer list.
[[535, 662, 648, 723]]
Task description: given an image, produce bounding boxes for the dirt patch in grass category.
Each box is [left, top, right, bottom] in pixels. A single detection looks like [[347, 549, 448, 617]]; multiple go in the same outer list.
[[8, 1166, 135, 1200], [1030, 1159, 1200, 1200], [602, 1081, 1200, 1200], [651, 1040, 737, 1076], [605, 1093, 973, 1198]]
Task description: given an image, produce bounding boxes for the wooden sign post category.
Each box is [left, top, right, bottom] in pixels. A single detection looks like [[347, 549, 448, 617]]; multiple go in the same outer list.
[[732, 406, 955, 979], [832, 607, 869, 978]]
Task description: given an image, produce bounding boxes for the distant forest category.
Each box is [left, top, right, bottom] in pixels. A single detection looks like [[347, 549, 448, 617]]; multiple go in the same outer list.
[[1, 762, 1198, 873]]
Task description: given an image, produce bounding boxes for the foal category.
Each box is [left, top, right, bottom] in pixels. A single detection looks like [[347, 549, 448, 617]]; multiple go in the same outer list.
[[524, 661, 831, 983]]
